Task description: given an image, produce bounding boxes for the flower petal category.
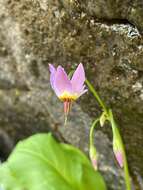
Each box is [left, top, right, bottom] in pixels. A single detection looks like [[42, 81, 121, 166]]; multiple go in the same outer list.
[[49, 64, 56, 89], [49, 64, 56, 74], [71, 63, 85, 93], [79, 88, 88, 96], [54, 66, 72, 97]]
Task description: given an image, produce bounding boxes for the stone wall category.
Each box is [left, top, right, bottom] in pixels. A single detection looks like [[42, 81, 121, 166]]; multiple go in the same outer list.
[[0, 0, 143, 189]]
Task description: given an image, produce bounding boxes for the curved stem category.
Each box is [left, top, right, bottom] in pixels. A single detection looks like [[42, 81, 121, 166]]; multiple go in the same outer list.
[[86, 78, 131, 189], [90, 118, 100, 147], [85, 79, 108, 113], [109, 109, 131, 190]]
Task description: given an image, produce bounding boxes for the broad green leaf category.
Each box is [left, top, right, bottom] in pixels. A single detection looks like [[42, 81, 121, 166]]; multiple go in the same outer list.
[[0, 133, 106, 190]]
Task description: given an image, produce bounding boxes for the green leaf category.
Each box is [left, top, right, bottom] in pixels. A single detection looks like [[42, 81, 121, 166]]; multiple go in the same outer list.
[[0, 133, 106, 190]]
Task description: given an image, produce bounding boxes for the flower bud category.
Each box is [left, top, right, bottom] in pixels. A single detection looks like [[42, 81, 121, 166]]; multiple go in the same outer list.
[[113, 138, 124, 168], [114, 150, 123, 168], [89, 145, 98, 170]]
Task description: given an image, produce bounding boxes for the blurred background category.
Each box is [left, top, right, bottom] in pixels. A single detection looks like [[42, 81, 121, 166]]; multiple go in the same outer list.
[[0, 0, 143, 189]]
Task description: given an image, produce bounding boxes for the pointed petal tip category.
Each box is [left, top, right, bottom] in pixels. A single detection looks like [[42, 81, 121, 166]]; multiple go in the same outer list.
[[49, 64, 56, 73], [79, 62, 84, 67], [57, 65, 64, 70], [77, 63, 84, 71], [57, 65, 67, 75], [49, 63, 53, 69], [71, 63, 86, 93], [49, 63, 52, 67]]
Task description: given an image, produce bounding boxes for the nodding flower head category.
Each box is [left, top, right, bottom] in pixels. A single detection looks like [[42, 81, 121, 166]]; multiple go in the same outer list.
[[49, 63, 87, 116]]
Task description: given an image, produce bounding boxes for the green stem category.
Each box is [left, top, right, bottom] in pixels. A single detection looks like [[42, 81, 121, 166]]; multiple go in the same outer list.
[[85, 79, 108, 113], [86, 78, 131, 189], [109, 109, 131, 190], [90, 118, 100, 147]]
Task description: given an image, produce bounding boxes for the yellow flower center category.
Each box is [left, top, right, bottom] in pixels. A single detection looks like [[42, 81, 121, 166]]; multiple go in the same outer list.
[[59, 91, 79, 101]]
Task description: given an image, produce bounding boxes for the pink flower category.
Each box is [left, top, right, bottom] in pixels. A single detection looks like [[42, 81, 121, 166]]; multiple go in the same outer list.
[[49, 63, 87, 115]]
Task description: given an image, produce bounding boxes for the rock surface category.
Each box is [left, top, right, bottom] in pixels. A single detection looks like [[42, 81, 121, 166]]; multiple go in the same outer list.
[[0, 0, 143, 189]]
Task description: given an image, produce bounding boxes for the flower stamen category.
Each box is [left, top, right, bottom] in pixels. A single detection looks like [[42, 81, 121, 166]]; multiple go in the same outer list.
[[64, 99, 72, 125]]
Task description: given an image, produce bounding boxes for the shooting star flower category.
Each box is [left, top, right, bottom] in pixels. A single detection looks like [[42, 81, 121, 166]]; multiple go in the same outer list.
[[49, 63, 87, 121]]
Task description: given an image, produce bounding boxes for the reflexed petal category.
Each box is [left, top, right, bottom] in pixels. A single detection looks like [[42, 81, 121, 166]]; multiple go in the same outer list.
[[54, 66, 72, 96], [79, 88, 88, 96], [77, 85, 88, 97], [71, 63, 85, 93], [49, 64, 56, 89], [49, 64, 56, 74]]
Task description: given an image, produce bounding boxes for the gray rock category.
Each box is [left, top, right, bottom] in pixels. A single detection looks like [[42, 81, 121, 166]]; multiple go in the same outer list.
[[75, 0, 143, 33], [0, 0, 143, 189]]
